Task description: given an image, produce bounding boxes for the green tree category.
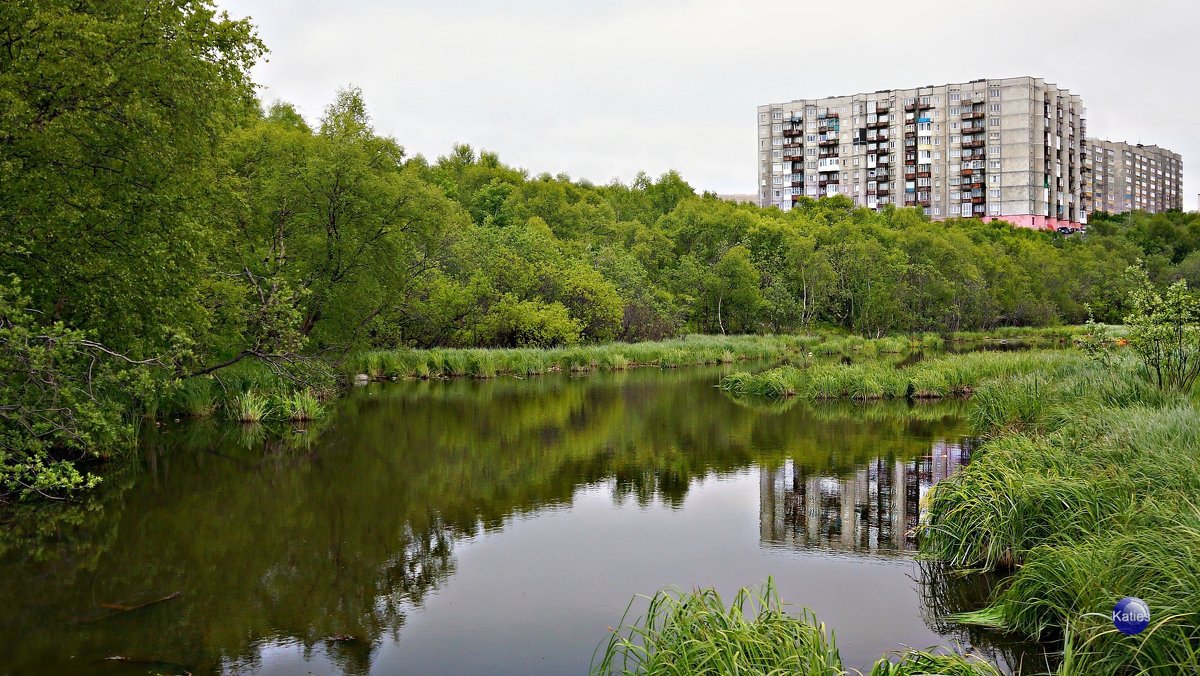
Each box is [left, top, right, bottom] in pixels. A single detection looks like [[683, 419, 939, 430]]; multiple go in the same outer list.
[[709, 246, 762, 334], [0, 0, 264, 359], [1124, 267, 1200, 392], [0, 0, 263, 497], [214, 88, 469, 356]]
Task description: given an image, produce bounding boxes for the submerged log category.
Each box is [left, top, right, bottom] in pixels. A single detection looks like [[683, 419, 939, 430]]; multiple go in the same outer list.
[[73, 591, 182, 624]]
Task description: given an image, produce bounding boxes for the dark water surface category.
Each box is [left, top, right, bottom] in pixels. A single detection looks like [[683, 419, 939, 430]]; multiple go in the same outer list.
[[0, 365, 1037, 674]]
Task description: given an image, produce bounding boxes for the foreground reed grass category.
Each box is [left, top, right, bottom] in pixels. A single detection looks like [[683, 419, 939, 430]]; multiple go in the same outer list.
[[721, 345, 1200, 673], [592, 579, 1001, 676], [348, 334, 818, 381], [919, 357, 1200, 675]]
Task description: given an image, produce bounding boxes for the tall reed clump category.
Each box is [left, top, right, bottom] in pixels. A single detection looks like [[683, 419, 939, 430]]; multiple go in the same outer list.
[[591, 579, 842, 676], [592, 579, 1004, 676], [228, 391, 271, 423], [175, 377, 217, 417], [920, 355, 1200, 674], [280, 390, 323, 421]]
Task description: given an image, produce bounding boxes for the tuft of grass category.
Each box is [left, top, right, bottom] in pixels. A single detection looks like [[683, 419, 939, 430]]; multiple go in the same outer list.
[[227, 390, 271, 423], [280, 390, 323, 421], [176, 377, 216, 417], [868, 649, 1001, 676], [591, 578, 842, 676], [592, 580, 1007, 675]]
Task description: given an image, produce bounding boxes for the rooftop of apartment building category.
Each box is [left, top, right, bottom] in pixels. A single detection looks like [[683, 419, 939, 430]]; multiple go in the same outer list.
[[760, 76, 1077, 108]]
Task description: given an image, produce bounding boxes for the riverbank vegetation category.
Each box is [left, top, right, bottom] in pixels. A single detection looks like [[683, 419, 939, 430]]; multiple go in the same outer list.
[[593, 579, 1001, 675], [716, 280, 1200, 675], [347, 334, 816, 380], [3, 0, 1200, 503], [721, 350, 1086, 399]]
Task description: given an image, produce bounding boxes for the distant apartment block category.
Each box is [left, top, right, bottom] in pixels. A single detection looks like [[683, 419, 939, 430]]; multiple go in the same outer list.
[[1086, 140, 1182, 213], [758, 76, 1089, 229]]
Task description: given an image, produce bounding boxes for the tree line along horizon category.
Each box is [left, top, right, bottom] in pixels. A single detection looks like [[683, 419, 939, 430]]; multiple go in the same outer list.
[[3, 1, 1200, 498]]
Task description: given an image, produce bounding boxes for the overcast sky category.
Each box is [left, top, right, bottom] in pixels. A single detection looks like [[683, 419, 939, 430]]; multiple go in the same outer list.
[[218, 0, 1198, 207]]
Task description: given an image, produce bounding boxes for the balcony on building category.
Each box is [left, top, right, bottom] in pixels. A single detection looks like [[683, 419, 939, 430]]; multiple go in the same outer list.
[[961, 110, 985, 121]]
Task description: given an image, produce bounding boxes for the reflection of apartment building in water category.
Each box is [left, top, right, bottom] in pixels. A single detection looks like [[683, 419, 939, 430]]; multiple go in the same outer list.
[[759, 441, 973, 555], [1086, 140, 1183, 213], [757, 77, 1089, 230]]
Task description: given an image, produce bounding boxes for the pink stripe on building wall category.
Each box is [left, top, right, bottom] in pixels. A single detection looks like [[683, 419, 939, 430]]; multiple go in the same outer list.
[[978, 215, 1084, 231]]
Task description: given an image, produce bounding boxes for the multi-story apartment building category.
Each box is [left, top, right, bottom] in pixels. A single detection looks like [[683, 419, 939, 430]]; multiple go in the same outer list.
[[757, 76, 1089, 229], [1086, 140, 1182, 213]]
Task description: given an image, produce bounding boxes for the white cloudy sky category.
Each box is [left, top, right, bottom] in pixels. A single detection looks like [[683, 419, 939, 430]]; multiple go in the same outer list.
[[218, 0, 1198, 206]]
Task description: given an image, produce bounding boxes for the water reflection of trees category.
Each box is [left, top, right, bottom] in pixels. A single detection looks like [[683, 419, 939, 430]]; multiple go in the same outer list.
[[0, 366, 970, 673], [758, 440, 976, 555]]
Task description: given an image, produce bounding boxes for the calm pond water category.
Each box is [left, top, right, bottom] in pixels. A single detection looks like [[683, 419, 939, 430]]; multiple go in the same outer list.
[[0, 365, 1040, 675]]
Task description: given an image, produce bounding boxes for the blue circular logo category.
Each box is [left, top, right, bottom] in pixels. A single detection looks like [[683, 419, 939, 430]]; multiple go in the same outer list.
[[1112, 597, 1150, 635]]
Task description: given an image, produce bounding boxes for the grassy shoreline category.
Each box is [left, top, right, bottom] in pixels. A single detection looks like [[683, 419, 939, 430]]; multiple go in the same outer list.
[[718, 345, 1200, 674], [720, 350, 1086, 400], [345, 334, 818, 381], [156, 327, 1094, 423]]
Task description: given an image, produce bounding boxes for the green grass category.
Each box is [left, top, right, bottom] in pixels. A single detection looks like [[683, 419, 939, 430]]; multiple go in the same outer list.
[[869, 650, 1001, 676], [720, 343, 1200, 673], [592, 579, 1005, 675], [918, 356, 1200, 675], [721, 350, 1086, 401], [347, 335, 819, 381], [227, 391, 271, 423], [174, 377, 217, 417], [279, 390, 323, 421]]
